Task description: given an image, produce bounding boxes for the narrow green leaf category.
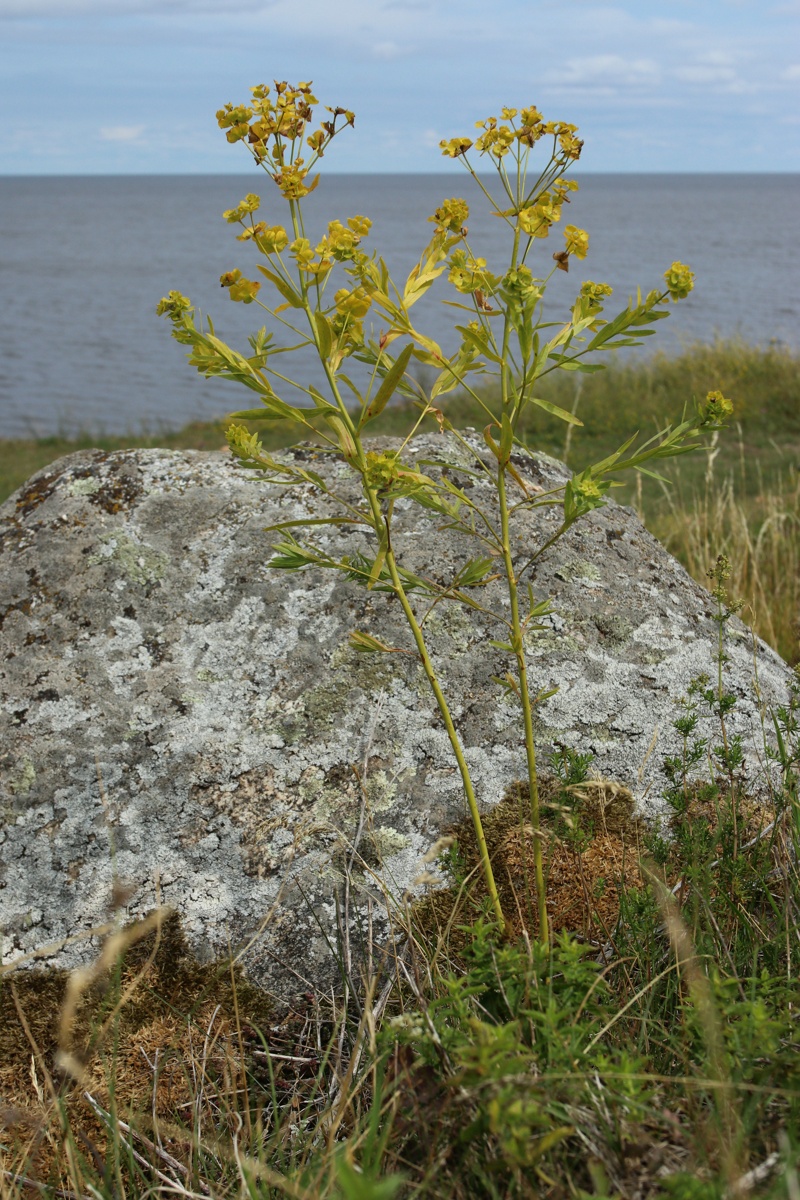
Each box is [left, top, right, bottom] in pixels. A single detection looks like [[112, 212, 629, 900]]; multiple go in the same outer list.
[[361, 344, 414, 426], [314, 311, 333, 359], [263, 517, 363, 533], [256, 264, 303, 308], [350, 630, 401, 654], [531, 397, 584, 426]]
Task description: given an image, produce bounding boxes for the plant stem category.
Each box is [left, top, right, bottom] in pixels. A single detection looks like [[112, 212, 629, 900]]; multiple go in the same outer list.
[[299, 285, 507, 933], [497, 467, 549, 943], [382, 528, 507, 932]]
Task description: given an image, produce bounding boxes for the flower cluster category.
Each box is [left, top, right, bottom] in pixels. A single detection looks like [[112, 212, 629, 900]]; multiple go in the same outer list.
[[155, 291, 192, 322], [517, 179, 578, 240], [447, 250, 499, 296], [429, 198, 469, 234], [364, 450, 401, 493], [500, 266, 542, 304], [335, 286, 372, 319], [241, 224, 289, 253], [703, 389, 734, 422], [663, 261, 695, 302], [563, 224, 589, 260], [440, 110, 583, 163], [317, 215, 372, 261], [222, 193, 261, 223], [219, 268, 261, 303], [216, 81, 355, 201], [580, 281, 613, 310]]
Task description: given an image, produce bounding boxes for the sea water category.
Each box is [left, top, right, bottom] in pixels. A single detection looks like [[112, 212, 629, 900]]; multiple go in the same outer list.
[[0, 173, 797, 438]]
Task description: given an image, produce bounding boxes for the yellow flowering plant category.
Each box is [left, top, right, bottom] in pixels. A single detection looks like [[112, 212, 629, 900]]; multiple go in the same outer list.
[[158, 81, 731, 939]]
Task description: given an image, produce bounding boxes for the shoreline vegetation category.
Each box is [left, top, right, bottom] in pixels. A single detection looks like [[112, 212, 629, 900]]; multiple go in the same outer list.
[[3, 337, 800, 1195], [3, 338, 799, 660]]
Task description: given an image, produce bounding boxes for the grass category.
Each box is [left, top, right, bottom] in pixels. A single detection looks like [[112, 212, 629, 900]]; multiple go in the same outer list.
[[2, 338, 800, 1197]]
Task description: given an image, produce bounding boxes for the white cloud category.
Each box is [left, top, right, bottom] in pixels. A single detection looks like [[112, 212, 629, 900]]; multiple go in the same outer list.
[[99, 124, 146, 141], [372, 40, 405, 59], [782, 64, 800, 79], [545, 54, 661, 88]]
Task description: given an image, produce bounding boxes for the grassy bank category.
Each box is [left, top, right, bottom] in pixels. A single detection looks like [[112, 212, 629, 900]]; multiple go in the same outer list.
[[2, 339, 799, 660]]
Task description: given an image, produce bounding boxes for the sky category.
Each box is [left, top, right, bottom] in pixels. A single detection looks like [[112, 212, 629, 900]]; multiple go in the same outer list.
[[1, 0, 798, 174]]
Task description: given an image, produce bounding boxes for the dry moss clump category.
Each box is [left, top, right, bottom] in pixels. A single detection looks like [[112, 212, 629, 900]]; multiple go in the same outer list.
[[0, 911, 275, 1187], [414, 774, 645, 948]]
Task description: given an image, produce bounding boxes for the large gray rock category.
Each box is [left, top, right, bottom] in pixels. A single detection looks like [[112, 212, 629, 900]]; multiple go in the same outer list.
[[0, 434, 791, 997]]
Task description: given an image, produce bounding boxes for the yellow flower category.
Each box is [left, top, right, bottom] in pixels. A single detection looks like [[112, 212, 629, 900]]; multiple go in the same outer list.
[[519, 194, 561, 238], [220, 270, 261, 303], [475, 125, 515, 157], [156, 291, 192, 322], [365, 450, 401, 492], [704, 390, 734, 419], [227, 423, 263, 461], [254, 225, 289, 254], [580, 280, 613, 304], [273, 162, 315, 199], [520, 106, 542, 126], [335, 286, 372, 318], [500, 266, 542, 302], [316, 218, 367, 262], [447, 250, 495, 295], [500, 106, 518, 120], [348, 214, 372, 237], [559, 133, 583, 160], [439, 136, 473, 158], [216, 103, 253, 130], [563, 225, 589, 259], [429, 197, 469, 233], [222, 193, 261, 223], [289, 238, 316, 267], [663, 261, 695, 301]]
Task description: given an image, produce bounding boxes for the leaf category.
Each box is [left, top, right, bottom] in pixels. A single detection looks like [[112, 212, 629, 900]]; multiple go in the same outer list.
[[263, 517, 363, 533], [457, 556, 496, 588], [368, 537, 389, 589], [323, 413, 358, 459], [307, 385, 338, 413], [256, 264, 303, 308], [349, 630, 401, 654], [455, 324, 504, 364], [489, 639, 513, 652], [361, 344, 414, 426], [531, 397, 584, 426], [313, 311, 333, 359], [269, 538, 318, 570], [491, 672, 521, 699], [227, 399, 313, 424]]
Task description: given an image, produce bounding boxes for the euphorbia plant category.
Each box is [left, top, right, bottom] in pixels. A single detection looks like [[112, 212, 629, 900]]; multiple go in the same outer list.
[[158, 80, 731, 939]]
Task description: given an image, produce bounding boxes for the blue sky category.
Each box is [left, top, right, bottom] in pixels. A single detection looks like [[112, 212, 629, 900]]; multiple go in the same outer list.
[[1, 0, 798, 174]]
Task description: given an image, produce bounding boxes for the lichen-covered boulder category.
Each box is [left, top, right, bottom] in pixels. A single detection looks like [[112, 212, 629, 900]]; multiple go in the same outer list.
[[0, 434, 791, 997]]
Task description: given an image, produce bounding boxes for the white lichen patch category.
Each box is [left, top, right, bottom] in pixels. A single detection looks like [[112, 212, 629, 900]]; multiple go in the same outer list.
[[67, 477, 102, 497], [89, 529, 168, 585]]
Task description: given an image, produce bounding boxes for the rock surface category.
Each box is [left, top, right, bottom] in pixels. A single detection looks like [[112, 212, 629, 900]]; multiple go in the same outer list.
[[0, 434, 792, 997]]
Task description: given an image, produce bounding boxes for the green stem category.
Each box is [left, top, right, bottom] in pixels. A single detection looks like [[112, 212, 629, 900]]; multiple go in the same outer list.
[[497, 467, 549, 943], [382, 530, 507, 932], [296, 261, 507, 933]]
